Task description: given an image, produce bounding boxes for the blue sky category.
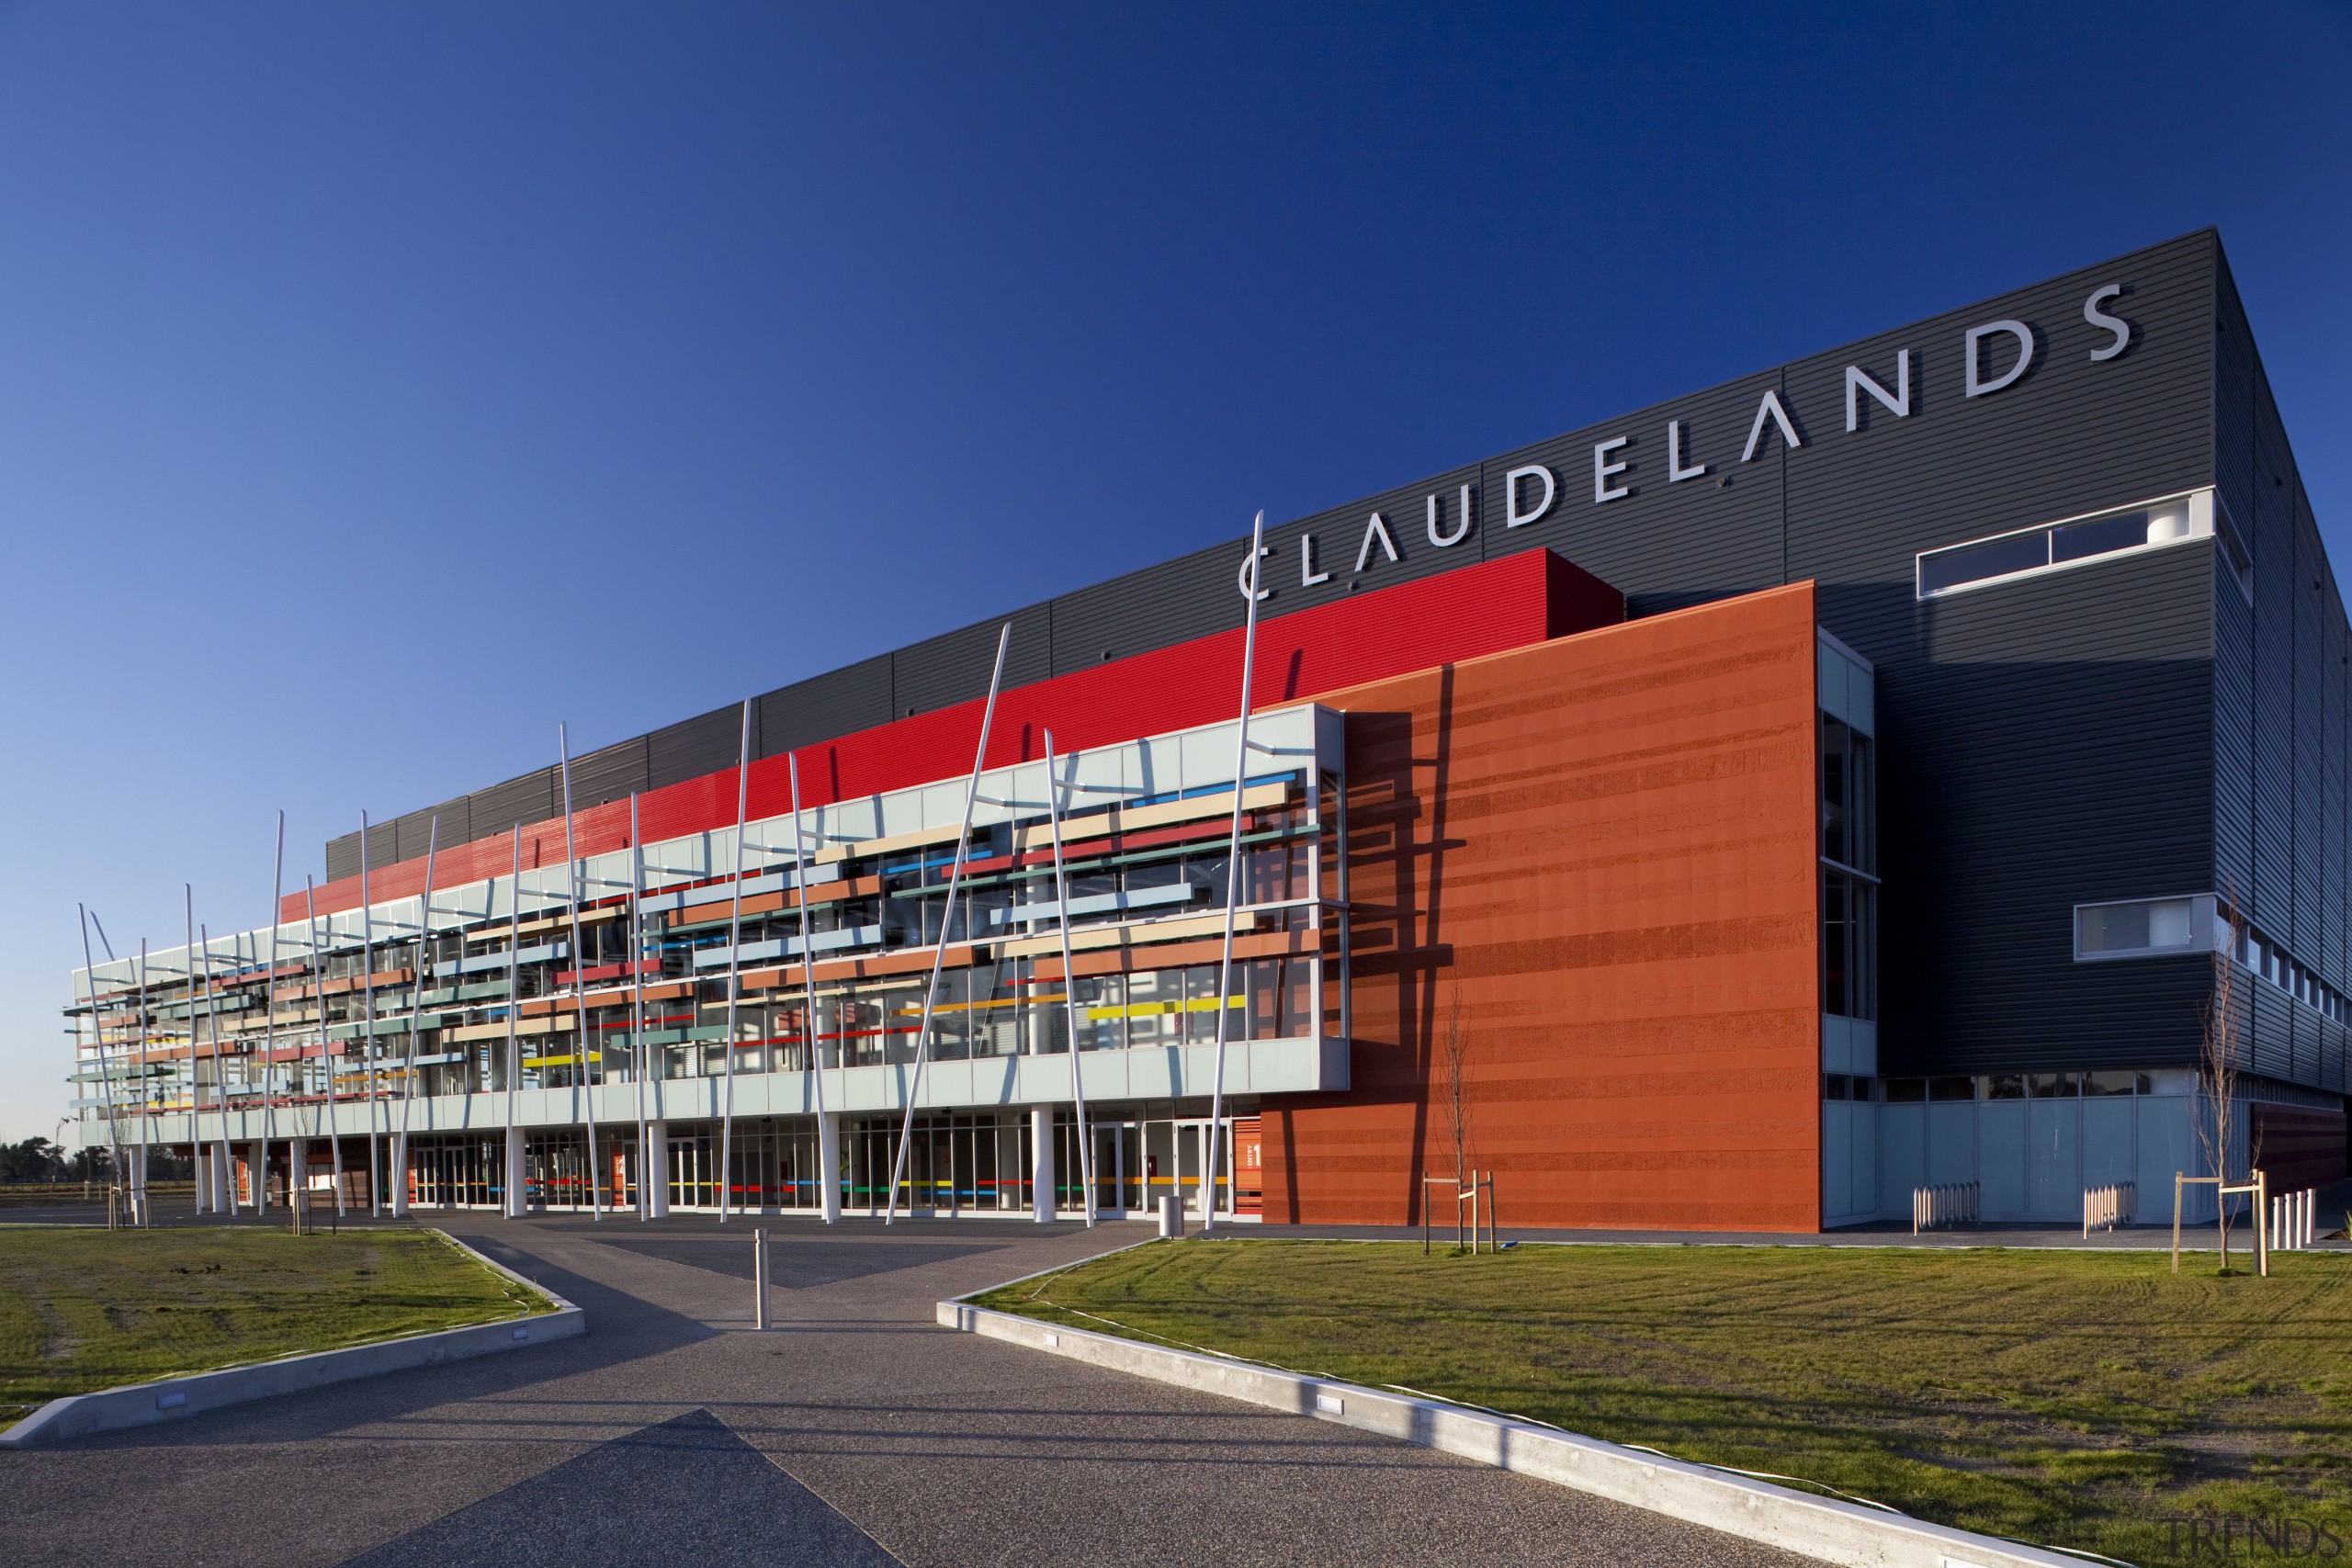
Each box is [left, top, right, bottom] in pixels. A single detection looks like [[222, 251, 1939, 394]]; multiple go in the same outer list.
[[3, 2, 2346, 1142]]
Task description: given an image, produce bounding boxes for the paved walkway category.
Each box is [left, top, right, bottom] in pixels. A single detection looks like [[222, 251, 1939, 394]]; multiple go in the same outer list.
[[3, 1213, 1809, 1567]]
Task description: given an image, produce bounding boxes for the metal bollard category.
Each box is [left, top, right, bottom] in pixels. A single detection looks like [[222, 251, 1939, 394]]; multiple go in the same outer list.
[[752, 1226, 769, 1330], [1158, 1193, 1184, 1239]]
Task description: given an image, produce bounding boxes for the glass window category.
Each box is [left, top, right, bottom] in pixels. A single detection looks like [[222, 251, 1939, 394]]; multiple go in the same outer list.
[[2076, 898, 2195, 958], [1883, 1078, 1926, 1103], [1929, 1076, 1973, 1101], [2084, 1070, 2137, 1097], [1818, 717, 1874, 873], [1918, 493, 2211, 599], [1823, 1074, 1849, 1100], [1981, 1074, 2025, 1100], [1821, 871, 1876, 1020], [2028, 1071, 2079, 1098], [1918, 530, 2048, 595], [2051, 506, 2176, 563]]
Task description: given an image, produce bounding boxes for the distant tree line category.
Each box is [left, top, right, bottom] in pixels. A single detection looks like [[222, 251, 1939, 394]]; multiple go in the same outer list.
[[0, 1137, 193, 1184]]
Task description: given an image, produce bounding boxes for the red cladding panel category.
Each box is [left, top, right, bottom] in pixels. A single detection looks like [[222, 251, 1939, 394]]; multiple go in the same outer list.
[[291, 549, 1619, 918]]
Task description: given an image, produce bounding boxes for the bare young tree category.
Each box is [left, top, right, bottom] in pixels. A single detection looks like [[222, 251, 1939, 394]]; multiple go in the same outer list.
[[2200, 891, 2246, 1269], [1442, 986, 1472, 1236]]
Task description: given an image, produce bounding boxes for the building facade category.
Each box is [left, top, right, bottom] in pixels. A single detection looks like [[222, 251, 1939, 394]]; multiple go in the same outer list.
[[66, 229, 2350, 1228]]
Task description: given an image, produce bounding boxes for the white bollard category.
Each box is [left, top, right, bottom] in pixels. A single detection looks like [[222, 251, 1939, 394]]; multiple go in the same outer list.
[[752, 1226, 770, 1330]]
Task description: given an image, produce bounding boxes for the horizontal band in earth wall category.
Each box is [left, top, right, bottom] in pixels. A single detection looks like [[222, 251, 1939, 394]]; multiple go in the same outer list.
[[937, 1297, 2085, 1568], [1, 1233, 580, 1450]]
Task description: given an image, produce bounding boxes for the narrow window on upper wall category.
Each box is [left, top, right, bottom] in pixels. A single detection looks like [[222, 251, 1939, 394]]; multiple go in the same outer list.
[[2075, 897, 2203, 960], [1917, 491, 2220, 600]]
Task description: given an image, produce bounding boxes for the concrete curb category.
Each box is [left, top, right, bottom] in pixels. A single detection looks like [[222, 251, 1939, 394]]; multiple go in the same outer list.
[[1, 1230, 582, 1450], [938, 1297, 2094, 1568]]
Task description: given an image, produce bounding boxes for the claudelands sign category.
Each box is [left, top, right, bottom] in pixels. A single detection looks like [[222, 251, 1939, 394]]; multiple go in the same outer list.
[[1239, 282, 2139, 601]]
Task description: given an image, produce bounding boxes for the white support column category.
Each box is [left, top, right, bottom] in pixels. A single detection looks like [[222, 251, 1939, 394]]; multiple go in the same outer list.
[[1031, 1107, 1056, 1224], [192, 1143, 213, 1213], [287, 1138, 307, 1205], [818, 1112, 842, 1224], [208, 1142, 232, 1214], [244, 1141, 266, 1212], [503, 1123, 526, 1218], [646, 1120, 671, 1218], [125, 1145, 149, 1224], [389, 1131, 409, 1217], [1195, 1122, 1216, 1226]]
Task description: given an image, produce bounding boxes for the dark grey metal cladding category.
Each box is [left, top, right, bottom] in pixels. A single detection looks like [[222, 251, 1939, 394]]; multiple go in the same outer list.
[[568, 735, 651, 812], [2213, 257, 2260, 933], [1044, 461, 1487, 680], [2211, 247, 2349, 1096], [1047, 535, 1247, 675], [1782, 235, 2218, 1079], [390, 805, 448, 867], [1472, 375, 1785, 616], [1890, 539, 2218, 1075], [468, 766, 557, 840], [888, 602, 1052, 718], [752, 654, 893, 761], [1252, 461, 1492, 614], [647, 706, 743, 792]]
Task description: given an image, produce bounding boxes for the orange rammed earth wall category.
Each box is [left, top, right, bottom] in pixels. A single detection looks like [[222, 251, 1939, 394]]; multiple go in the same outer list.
[[1261, 581, 1825, 1233]]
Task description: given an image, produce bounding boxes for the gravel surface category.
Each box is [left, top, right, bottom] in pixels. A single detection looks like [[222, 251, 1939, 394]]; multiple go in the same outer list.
[[1, 1213, 1815, 1567]]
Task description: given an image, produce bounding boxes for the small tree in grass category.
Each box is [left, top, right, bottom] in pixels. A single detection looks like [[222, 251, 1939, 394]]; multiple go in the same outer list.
[[2200, 892, 2246, 1272], [1442, 986, 1473, 1249]]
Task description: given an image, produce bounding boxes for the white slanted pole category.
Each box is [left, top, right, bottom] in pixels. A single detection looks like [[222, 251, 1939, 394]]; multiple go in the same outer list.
[[198, 921, 233, 1213], [306, 879, 346, 1216], [630, 792, 650, 1220], [885, 624, 1011, 1224], [718, 700, 752, 1224], [259, 814, 284, 1212], [1043, 730, 1094, 1227], [1204, 509, 1266, 1234], [392, 816, 437, 1218], [135, 939, 151, 1224], [186, 887, 218, 1215], [76, 906, 127, 1215], [558, 725, 603, 1219], [184, 890, 200, 1216], [359, 814, 381, 1215], [503, 824, 526, 1219], [787, 752, 837, 1224]]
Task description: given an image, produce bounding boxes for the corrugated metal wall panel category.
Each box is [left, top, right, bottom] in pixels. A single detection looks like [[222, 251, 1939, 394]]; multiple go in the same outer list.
[[752, 655, 894, 761], [1481, 378, 1786, 619], [1046, 533, 1250, 674], [889, 603, 1054, 719], [2251, 372, 2299, 944], [469, 767, 556, 839], [2213, 256, 2259, 932], [2295, 511, 2326, 971], [646, 707, 742, 792], [567, 735, 650, 811]]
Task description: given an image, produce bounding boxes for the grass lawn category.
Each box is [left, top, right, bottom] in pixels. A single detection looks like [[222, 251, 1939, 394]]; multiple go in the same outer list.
[[978, 1240, 2352, 1564], [0, 1227, 554, 1418]]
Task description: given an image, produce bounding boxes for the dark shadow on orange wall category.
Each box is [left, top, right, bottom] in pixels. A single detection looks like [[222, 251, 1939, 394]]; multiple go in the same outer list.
[[1334, 684, 1466, 1227]]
